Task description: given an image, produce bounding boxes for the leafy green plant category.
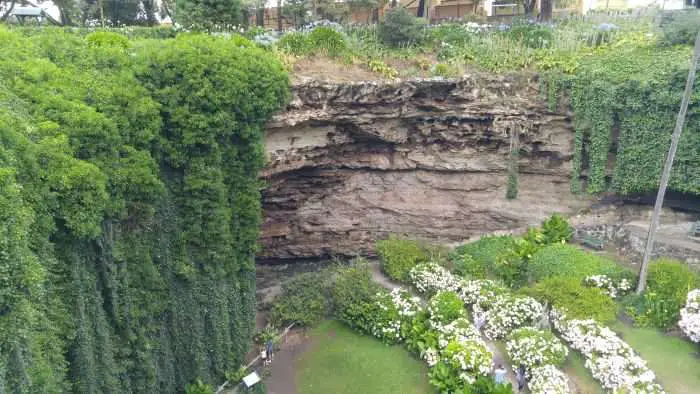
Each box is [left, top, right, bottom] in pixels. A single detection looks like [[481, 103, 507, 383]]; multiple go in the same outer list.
[[330, 261, 383, 333], [253, 327, 277, 345], [269, 271, 332, 327], [541, 213, 573, 244], [378, 8, 426, 48], [308, 27, 347, 57], [508, 23, 555, 49], [277, 32, 310, 55], [376, 236, 427, 282], [367, 59, 399, 79], [404, 310, 438, 356], [184, 378, 214, 394], [452, 253, 487, 279], [523, 277, 618, 323], [626, 259, 699, 329]]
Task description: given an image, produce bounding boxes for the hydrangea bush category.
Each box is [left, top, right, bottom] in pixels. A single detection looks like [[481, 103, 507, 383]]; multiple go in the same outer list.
[[529, 365, 570, 394], [480, 295, 544, 339], [428, 291, 467, 327], [552, 310, 664, 393], [506, 327, 568, 371], [370, 288, 422, 344], [409, 262, 462, 295], [679, 289, 700, 343], [584, 274, 632, 298]]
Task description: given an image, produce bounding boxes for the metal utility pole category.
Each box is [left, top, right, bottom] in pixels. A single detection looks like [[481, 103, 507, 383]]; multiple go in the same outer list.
[[637, 30, 700, 294]]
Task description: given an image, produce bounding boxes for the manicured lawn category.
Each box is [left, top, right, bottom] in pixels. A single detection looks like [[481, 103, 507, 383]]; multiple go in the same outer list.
[[613, 322, 700, 394], [563, 351, 604, 394], [295, 320, 434, 394]]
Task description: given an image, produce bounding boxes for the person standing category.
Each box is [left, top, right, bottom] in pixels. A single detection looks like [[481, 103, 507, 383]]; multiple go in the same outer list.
[[266, 339, 274, 362], [260, 346, 268, 366], [515, 364, 527, 392], [494, 364, 507, 385]]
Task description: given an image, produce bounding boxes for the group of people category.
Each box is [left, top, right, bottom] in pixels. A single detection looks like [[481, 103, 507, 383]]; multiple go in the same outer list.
[[494, 363, 527, 392], [473, 313, 528, 392], [260, 339, 274, 366]]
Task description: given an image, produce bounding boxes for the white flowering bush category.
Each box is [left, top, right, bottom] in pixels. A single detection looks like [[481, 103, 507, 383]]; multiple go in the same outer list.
[[409, 262, 461, 295], [551, 310, 664, 393], [506, 327, 568, 371], [529, 365, 570, 394], [679, 289, 700, 343], [370, 288, 423, 344], [583, 275, 632, 298], [435, 317, 481, 349], [481, 295, 544, 339], [442, 339, 494, 378], [457, 279, 507, 306]]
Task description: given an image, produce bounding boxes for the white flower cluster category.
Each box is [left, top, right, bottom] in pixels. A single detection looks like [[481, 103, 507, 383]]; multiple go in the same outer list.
[[371, 288, 422, 343], [505, 327, 568, 372], [679, 289, 700, 343], [435, 318, 481, 349], [443, 338, 494, 378], [481, 295, 544, 340], [422, 347, 439, 366], [456, 279, 505, 306], [551, 311, 664, 393], [528, 365, 570, 394], [409, 262, 461, 294], [583, 275, 632, 298]]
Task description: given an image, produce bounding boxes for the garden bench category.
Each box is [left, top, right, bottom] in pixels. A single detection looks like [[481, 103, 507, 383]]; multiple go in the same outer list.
[[582, 235, 604, 250], [689, 222, 700, 238]]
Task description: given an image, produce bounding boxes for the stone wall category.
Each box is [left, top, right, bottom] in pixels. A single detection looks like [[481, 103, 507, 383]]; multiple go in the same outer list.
[[259, 76, 592, 260]]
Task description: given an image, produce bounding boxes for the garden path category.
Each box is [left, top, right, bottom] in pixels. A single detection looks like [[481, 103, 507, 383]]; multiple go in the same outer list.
[[368, 262, 520, 392]]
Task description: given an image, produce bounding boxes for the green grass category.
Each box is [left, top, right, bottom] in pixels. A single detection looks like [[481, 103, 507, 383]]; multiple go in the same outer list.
[[295, 320, 433, 394], [613, 322, 700, 394], [563, 351, 604, 394]]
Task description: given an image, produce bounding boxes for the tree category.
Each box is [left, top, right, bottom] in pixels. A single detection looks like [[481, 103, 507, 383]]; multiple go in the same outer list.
[[539, 0, 552, 20], [637, 30, 700, 293], [177, 0, 243, 30], [0, 0, 17, 21], [283, 0, 310, 28]]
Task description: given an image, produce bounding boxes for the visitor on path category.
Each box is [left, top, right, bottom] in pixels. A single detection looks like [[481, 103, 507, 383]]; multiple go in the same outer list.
[[260, 347, 269, 366], [475, 313, 487, 332], [516, 364, 526, 392], [494, 364, 507, 384], [266, 339, 274, 362]]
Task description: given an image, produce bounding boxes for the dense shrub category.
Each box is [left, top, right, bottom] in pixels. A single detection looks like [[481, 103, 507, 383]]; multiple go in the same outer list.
[[427, 291, 466, 325], [507, 23, 554, 48], [308, 27, 347, 57], [330, 261, 383, 333], [452, 253, 487, 279], [454, 236, 516, 276], [541, 214, 573, 244], [376, 236, 427, 281], [378, 8, 426, 48], [626, 259, 699, 329], [269, 272, 332, 327], [277, 32, 310, 55], [506, 327, 568, 370], [523, 277, 618, 323], [529, 244, 631, 282], [659, 10, 700, 47]]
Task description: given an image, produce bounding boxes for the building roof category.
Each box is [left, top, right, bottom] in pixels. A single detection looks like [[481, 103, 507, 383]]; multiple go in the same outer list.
[[11, 6, 44, 17]]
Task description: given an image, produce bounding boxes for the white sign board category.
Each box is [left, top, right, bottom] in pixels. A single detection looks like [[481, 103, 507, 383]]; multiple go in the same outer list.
[[242, 372, 261, 388]]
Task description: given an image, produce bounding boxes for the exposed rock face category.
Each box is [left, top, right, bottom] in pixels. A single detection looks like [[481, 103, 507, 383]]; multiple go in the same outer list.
[[260, 76, 591, 260]]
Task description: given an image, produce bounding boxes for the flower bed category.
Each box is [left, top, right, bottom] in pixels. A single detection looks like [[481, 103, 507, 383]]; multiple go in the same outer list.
[[409, 262, 462, 295], [529, 365, 571, 394], [506, 327, 568, 372], [371, 288, 422, 344], [583, 275, 632, 298], [679, 289, 700, 343], [480, 295, 544, 340], [552, 311, 664, 393]]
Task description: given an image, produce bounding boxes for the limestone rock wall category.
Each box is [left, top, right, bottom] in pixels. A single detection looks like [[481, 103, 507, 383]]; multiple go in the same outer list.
[[260, 76, 591, 260]]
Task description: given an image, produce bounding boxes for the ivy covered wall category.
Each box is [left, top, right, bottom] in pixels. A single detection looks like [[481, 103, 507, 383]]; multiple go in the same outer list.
[[568, 45, 700, 196], [0, 28, 288, 393]]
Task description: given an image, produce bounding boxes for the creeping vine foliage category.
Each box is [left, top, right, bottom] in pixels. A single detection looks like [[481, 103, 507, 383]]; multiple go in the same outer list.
[[0, 27, 288, 392], [567, 45, 700, 196]]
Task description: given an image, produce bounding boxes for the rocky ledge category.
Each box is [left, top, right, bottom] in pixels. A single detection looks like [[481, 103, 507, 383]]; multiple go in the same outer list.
[[259, 75, 590, 261]]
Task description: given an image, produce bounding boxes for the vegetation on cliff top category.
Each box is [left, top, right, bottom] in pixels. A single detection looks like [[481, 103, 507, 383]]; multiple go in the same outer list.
[[0, 27, 288, 392]]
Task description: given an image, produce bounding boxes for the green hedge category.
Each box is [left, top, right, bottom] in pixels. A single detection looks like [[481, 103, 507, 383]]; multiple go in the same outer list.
[[528, 244, 632, 283], [270, 272, 332, 327], [0, 27, 288, 392], [376, 237, 428, 282], [523, 277, 618, 324], [453, 236, 516, 278]]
